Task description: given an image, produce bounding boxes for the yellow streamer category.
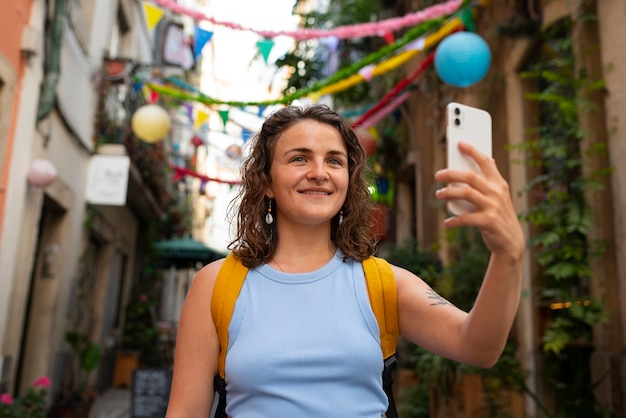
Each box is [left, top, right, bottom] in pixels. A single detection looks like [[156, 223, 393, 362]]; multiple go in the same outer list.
[[315, 17, 462, 97]]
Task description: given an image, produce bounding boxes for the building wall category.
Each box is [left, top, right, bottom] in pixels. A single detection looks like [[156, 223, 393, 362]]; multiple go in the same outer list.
[[0, 0, 40, 388], [597, 0, 626, 347], [0, 0, 162, 398]]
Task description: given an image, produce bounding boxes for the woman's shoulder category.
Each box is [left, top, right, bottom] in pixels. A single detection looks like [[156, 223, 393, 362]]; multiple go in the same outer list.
[[188, 258, 228, 295], [199, 257, 228, 275]]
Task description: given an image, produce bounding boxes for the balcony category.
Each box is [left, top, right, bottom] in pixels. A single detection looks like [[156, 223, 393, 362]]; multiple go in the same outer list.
[[95, 58, 174, 220]]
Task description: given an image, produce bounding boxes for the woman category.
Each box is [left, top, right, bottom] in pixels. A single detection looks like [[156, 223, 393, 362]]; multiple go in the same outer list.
[[166, 104, 525, 417]]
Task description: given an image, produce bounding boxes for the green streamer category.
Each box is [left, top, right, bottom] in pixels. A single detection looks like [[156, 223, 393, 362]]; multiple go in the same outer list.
[[147, 11, 468, 108]]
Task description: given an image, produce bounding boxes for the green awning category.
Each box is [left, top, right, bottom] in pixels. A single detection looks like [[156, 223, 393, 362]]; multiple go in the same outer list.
[[154, 238, 225, 267]]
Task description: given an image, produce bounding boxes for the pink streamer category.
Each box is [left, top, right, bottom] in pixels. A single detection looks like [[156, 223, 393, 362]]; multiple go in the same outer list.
[[360, 91, 411, 130], [150, 0, 463, 40], [352, 51, 435, 129]]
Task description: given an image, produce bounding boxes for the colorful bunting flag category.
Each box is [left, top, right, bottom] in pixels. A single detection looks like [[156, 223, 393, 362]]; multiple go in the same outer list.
[[194, 110, 209, 131], [358, 64, 375, 82], [382, 32, 395, 44], [194, 26, 214, 59], [457, 7, 475, 32], [241, 128, 253, 143], [256, 38, 275, 63], [142, 2, 164, 31], [183, 103, 194, 123], [218, 109, 230, 132]]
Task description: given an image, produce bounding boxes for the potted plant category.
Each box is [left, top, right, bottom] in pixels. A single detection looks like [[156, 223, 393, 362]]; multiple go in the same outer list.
[[114, 287, 163, 387], [0, 376, 50, 418]]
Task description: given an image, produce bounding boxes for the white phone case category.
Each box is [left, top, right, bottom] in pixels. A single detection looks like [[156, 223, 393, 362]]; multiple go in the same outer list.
[[446, 102, 492, 216]]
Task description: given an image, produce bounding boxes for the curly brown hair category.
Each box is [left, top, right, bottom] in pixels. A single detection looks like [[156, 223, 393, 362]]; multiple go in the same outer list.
[[227, 104, 377, 267]]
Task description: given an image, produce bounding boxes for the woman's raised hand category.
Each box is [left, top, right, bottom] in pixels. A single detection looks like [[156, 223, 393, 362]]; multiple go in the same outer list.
[[434, 141, 525, 262]]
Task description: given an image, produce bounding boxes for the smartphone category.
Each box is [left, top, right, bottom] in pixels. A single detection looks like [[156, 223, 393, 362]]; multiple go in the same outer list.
[[445, 102, 492, 216]]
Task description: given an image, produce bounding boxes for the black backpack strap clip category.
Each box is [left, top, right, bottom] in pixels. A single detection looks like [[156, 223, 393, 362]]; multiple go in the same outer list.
[[382, 354, 399, 418], [213, 374, 227, 418]]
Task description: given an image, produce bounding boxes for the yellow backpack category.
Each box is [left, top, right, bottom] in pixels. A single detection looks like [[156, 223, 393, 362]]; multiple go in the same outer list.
[[211, 253, 400, 418]]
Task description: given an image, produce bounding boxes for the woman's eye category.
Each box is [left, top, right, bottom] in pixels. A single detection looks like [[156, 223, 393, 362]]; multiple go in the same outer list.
[[328, 158, 344, 166], [290, 156, 306, 163]]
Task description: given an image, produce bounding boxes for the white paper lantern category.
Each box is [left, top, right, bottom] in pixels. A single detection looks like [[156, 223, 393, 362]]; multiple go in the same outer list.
[[27, 159, 58, 187], [131, 104, 172, 143]]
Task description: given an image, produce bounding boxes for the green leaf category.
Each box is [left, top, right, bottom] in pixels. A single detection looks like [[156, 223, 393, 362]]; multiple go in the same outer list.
[[80, 343, 101, 373]]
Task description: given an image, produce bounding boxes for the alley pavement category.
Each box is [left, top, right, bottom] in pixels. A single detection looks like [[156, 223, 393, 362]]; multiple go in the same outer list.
[[89, 388, 131, 418]]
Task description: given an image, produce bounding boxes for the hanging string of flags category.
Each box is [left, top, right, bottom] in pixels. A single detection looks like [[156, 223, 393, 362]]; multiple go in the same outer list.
[[143, 13, 467, 107], [132, 0, 489, 187], [145, 0, 463, 40], [133, 11, 473, 151], [171, 165, 241, 186], [140, 0, 466, 65], [351, 51, 436, 129]]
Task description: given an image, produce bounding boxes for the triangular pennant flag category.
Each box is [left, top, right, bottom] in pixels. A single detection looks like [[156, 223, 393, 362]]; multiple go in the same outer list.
[[142, 2, 164, 31], [194, 110, 209, 131], [358, 64, 375, 82], [218, 109, 230, 132], [381, 32, 395, 44], [183, 103, 194, 123], [367, 126, 380, 141], [457, 7, 476, 32], [256, 38, 275, 64], [194, 26, 214, 59], [257, 105, 267, 117], [191, 134, 205, 148], [142, 85, 151, 101], [199, 181, 207, 195], [142, 85, 159, 103], [173, 168, 185, 182], [241, 128, 253, 143], [148, 90, 159, 104]]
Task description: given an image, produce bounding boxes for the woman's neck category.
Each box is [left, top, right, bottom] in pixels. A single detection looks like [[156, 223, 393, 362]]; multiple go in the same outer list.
[[269, 223, 336, 273]]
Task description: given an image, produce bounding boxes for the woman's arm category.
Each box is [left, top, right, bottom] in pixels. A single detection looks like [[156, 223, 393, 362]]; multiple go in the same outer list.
[[166, 259, 224, 417], [397, 141, 525, 367]]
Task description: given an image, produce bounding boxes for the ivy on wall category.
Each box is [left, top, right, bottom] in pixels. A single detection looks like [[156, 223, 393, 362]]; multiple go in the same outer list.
[[516, 16, 610, 418], [519, 16, 608, 354]]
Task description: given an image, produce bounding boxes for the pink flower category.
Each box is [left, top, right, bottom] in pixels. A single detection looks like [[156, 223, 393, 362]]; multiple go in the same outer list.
[[139, 294, 148, 302], [0, 393, 13, 405], [33, 376, 51, 388]]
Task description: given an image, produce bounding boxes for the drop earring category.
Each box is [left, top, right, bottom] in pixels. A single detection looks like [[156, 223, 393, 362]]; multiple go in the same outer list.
[[338, 210, 344, 226], [265, 199, 274, 225]]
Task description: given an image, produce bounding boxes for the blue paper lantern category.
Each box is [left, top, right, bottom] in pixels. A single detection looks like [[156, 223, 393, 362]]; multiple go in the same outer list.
[[434, 32, 491, 88]]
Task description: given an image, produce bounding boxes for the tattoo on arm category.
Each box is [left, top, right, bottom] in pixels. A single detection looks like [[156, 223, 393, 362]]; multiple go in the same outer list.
[[426, 289, 449, 306]]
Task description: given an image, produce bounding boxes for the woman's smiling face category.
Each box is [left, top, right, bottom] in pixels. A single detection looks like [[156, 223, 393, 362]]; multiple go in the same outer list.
[[265, 119, 349, 228]]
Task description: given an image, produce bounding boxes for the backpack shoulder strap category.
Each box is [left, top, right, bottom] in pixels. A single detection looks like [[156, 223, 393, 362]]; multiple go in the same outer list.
[[211, 252, 249, 379], [362, 256, 400, 418], [362, 256, 399, 360]]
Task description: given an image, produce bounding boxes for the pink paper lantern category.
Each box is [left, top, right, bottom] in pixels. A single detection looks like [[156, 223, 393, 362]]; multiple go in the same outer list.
[[27, 159, 58, 187]]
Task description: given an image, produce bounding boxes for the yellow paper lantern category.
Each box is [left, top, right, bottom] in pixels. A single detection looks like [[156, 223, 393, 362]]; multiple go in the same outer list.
[[131, 104, 171, 143]]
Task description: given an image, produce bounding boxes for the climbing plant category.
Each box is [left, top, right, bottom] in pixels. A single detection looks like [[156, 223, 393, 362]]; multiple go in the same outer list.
[[517, 16, 609, 417], [519, 16, 608, 353], [387, 231, 526, 418]]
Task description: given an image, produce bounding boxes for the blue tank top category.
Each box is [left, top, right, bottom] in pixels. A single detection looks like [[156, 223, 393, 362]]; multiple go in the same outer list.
[[224, 251, 388, 417]]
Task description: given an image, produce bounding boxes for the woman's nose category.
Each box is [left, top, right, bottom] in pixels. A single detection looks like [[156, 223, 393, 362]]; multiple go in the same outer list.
[[308, 160, 329, 183]]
